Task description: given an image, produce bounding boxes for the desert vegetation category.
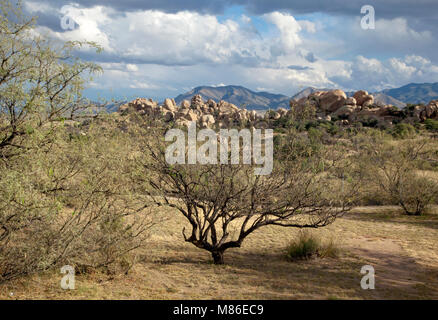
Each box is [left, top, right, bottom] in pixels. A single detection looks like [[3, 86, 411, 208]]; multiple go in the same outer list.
[[133, 125, 358, 264], [1, 1, 438, 299], [0, 1, 153, 282]]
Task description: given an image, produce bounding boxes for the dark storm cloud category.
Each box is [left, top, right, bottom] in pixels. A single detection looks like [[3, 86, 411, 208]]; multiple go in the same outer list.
[[288, 65, 313, 71], [31, 11, 66, 32], [242, 0, 438, 18], [304, 53, 317, 63], [31, 0, 237, 14], [26, 0, 438, 18]]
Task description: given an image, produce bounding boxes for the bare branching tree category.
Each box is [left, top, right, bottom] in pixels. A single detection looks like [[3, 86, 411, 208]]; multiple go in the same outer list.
[[136, 128, 357, 264]]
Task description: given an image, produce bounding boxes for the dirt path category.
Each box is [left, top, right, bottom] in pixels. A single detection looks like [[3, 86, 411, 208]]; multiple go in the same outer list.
[[346, 236, 438, 299]]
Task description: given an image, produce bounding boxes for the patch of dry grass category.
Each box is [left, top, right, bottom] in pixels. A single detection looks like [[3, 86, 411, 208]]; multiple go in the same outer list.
[[1, 206, 438, 300]]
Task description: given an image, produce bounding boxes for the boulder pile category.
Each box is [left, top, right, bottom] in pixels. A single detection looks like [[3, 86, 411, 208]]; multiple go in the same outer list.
[[291, 89, 438, 125], [413, 100, 438, 121], [119, 90, 438, 128], [119, 94, 284, 128]]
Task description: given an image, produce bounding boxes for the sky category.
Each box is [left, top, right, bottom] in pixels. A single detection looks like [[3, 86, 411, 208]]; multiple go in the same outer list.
[[23, 0, 438, 101]]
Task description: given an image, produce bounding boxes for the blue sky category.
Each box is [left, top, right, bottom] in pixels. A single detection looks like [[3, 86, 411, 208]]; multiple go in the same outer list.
[[23, 0, 438, 101]]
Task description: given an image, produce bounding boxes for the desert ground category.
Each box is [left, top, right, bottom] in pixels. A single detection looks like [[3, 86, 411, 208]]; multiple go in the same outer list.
[[2, 206, 437, 300]]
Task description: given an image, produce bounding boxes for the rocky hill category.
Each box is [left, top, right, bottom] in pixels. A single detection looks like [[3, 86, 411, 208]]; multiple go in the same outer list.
[[372, 93, 407, 109], [291, 87, 332, 101], [292, 83, 438, 107], [174, 85, 290, 111], [380, 82, 438, 104], [172, 82, 438, 113], [120, 89, 438, 129]]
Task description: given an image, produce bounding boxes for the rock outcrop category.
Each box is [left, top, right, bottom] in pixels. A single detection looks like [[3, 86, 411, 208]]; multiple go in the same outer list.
[[319, 90, 348, 113], [120, 94, 268, 128], [288, 89, 433, 125], [419, 100, 438, 120], [119, 90, 438, 129], [353, 90, 374, 108]]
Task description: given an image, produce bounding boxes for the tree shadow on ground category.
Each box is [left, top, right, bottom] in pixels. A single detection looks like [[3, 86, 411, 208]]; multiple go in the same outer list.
[[143, 240, 438, 299], [344, 210, 438, 230]]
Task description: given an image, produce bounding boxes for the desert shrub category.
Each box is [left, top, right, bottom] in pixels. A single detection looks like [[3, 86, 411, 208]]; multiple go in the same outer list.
[[319, 121, 340, 136], [286, 231, 339, 260], [0, 2, 154, 282], [394, 173, 438, 216], [304, 120, 319, 131], [0, 124, 154, 281], [392, 118, 402, 125], [55, 125, 154, 272], [391, 123, 416, 139], [289, 100, 317, 122], [405, 103, 424, 112], [360, 118, 379, 128], [0, 1, 102, 160], [357, 137, 438, 215], [273, 115, 294, 129], [286, 232, 320, 260], [137, 126, 357, 264], [321, 239, 341, 258], [307, 126, 323, 140], [387, 106, 402, 116], [425, 119, 438, 132], [302, 120, 340, 138], [275, 129, 323, 161]]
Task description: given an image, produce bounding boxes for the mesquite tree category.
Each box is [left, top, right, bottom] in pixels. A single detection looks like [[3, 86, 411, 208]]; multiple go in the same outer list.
[[0, 0, 102, 159], [0, 1, 154, 281], [137, 127, 357, 264], [358, 136, 438, 216]]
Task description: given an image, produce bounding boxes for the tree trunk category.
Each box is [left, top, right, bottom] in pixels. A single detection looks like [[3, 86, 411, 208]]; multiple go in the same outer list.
[[212, 251, 225, 265], [400, 201, 422, 216]]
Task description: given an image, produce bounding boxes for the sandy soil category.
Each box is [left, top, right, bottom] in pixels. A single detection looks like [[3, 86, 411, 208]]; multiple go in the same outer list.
[[1, 206, 437, 300]]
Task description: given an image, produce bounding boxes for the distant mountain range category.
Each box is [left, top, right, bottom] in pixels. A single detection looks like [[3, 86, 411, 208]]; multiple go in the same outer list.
[[372, 93, 408, 109], [172, 82, 438, 111], [380, 82, 438, 104], [175, 85, 290, 110], [290, 87, 332, 101]]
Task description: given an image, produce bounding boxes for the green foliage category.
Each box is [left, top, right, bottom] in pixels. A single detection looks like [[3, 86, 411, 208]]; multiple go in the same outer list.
[[289, 100, 317, 122], [360, 117, 379, 128], [0, 1, 153, 282], [274, 128, 323, 161], [0, 123, 154, 281], [391, 123, 416, 139], [272, 114, 294, 129], [396, 174, 438, 216], [318, 121, 340, 136], [425, 119, 438, 132], [357, 137, 438, 216], [301, 120, 340, 136], [286, 232, 320, 260], [0, 0, 102, 159], [285, 231, 339, 260]]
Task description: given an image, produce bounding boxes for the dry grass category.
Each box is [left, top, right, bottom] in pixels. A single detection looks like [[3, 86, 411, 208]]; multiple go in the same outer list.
[[1, 206, 438, 300]]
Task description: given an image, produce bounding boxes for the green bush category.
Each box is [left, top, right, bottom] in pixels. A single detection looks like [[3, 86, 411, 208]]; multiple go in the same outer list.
[[286, 231, 320, 260], [357, 137, 438, 216], [360, 118, 379, 128], [425, 119, 438, 132], [0, 1, 153, 282], [285, 231, 339, 260], [319, 121, 340, 136], [391, 123, 416, 139]]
